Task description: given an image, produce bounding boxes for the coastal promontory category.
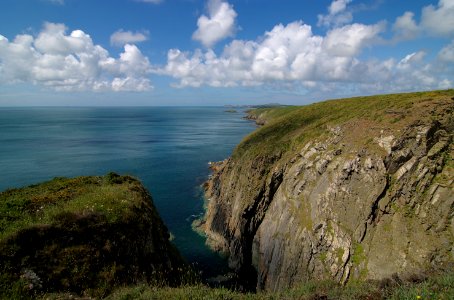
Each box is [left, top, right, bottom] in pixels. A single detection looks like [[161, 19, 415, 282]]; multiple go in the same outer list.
[[200, 90, 454, 291], [0, 173, 191, 298]]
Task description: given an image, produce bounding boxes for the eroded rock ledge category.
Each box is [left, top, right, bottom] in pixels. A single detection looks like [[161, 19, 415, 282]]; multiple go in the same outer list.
[[199, 91, 454, 291]]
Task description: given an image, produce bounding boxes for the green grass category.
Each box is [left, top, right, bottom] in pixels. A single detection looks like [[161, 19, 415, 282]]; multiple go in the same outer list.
[[351, 243, 365, 265], [0, 173, 139, 241], [235, 90, 454, 161], [227, 90, 454, 215], [2, 90, 454, 299], [388, 272, 454, 300], [95, 271, 454, 300], [0, 173, 192, 299], [223, 90, 454, 219]]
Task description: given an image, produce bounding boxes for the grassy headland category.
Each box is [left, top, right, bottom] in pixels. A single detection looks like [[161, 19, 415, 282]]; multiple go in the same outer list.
[[0, 173, 193, 299], [239, 90, 454, 159]]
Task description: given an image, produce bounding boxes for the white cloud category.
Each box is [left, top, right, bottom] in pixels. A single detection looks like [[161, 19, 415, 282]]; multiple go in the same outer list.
[[438, 40, 454, 62], [318, 0, 353, 28], [421, 0, 454, 37], [137, 0, 163, 3], [393, 0, 454, 40], [323, 22, 385, 57], [161, 19, 453, 94], [192, 0, 237, 48], [397, 51, 426, 69], [393, 52, 437, 88], [392, 12, 419, 40], [47, 0, 64, 5], [111, 77, 151, 91], [162, 21, 385, 87], [110, 29, 148, 46], [0, 22, 152, 92], [329, 0, 352, 15]]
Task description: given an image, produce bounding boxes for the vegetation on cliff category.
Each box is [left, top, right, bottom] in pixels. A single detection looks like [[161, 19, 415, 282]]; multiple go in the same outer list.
[[106, 271, 454, 300], [202, 90, 454, 291], [1, 90, 453, 299], [0, 173, 193, 299], [238, 90, 453, 161], [3, 174, 452, 300]]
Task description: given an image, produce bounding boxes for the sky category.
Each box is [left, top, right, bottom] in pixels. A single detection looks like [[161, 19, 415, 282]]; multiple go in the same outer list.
[[0, 0, 453, 106]]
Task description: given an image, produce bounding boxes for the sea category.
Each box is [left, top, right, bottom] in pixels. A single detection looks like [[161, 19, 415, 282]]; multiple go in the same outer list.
[[0, 106, 256, 277]]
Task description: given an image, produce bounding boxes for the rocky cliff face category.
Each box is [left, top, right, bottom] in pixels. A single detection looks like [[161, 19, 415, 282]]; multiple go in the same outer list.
[[201, 91, 454, 291]]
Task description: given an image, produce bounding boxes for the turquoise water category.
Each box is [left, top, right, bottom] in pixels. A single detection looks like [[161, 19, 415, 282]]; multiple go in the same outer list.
[[0, 107, 255, 276]]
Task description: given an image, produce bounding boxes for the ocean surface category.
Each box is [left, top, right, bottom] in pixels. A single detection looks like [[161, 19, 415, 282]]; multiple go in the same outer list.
[[0, 107, 256, 276]]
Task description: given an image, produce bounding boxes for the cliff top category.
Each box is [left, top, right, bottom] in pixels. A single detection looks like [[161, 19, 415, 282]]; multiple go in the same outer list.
[[1, 173, 147, 241], [237, 90, 454, 161], [0, 173, 190, 298]]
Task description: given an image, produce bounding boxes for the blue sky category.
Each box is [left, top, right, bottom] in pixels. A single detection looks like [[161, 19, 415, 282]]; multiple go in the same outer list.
[[0, 0, 453, 106]]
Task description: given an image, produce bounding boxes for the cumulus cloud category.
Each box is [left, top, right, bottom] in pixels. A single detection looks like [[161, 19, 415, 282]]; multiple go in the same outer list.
[[392, 51, 437, 89], [47, 0, 64, 5], [0, 22, 152, 92], [192, 0, 237, 48], [138, 0, 163, 3], [393, 0, 454, 40], [110, 29, 148, 46], [438, 40, 454, 62], [318, 0, 353, 28], [393, 12, 419, 40], [397, 51, 426, 69], [421, 0, 454, 36], [160, 18, 453, 94], [158, 0, 453, 95], [323, 22, 385, 57], [162, 21, 386, 87]]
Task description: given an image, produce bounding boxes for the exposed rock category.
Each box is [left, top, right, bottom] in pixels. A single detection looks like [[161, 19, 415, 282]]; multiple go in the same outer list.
[[375, 135, 394, 154], [201, 91, 454, 291]]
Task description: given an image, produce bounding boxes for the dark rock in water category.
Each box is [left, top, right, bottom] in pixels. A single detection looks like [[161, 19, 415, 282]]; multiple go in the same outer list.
[[0, 173, 193, 298]]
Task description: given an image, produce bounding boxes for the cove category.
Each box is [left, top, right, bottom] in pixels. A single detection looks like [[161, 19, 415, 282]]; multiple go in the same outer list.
[[0, 106, 256, 277]]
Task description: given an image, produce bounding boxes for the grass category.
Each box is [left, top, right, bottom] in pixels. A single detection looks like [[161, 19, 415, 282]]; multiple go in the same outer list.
[[228, 89, 454, 217], [98, 271, 454, 300], [2, 90, 454, 299], [0, 173, 137, 241], [433, 149, 454, 186], [351, 243, 365, 265], [0, 173, 192, 299], [235, 90, 454, 162]]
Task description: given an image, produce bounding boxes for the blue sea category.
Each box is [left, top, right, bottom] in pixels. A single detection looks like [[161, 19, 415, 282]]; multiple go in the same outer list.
[[0, 107, 255, 276]]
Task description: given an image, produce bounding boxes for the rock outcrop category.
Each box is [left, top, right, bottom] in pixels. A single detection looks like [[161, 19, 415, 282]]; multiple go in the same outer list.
[[200, 90, 454, 291], [0, 173, 190, 298]]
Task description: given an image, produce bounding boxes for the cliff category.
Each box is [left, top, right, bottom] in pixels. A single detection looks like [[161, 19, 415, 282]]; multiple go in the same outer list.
[[0, 173, 191, 298], [201, 90, 454, 291]]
